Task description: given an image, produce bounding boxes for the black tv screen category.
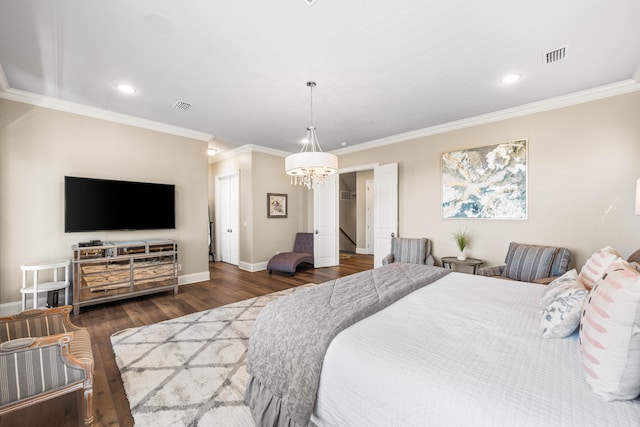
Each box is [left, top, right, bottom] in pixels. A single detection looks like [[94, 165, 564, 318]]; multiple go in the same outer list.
[[65, 176, 176, 232]]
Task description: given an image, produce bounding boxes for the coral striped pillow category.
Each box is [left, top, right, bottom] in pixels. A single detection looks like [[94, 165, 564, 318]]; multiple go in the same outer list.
[[578, 246, 621, 289], [579, 260, 640, 401]]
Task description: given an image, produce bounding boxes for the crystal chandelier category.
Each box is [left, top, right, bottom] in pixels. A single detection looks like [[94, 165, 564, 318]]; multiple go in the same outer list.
[[285, 81, 338, 189]]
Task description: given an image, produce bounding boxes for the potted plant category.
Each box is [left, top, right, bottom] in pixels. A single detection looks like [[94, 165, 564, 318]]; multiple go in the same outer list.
[[452, 228, 471, 261]]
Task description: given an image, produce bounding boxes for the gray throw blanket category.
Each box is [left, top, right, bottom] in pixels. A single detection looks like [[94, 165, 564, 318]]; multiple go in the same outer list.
[[245, 263, 450, 426]]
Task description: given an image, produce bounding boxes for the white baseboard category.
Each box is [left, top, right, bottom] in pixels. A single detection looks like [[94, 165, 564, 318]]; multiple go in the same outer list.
[[356, 247, 372, 255], [0, 271, 211, 317], [178, 271, 210, 286], [238, 261, 268, 272]]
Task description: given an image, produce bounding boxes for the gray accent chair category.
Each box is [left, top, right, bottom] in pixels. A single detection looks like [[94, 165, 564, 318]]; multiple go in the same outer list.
[[382, 236, 435, 266], [478, 241, 572, 284]]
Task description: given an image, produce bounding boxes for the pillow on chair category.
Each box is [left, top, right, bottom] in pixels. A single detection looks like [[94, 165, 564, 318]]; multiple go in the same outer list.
[[501, 243, 558, 282], [392, 237, 427, 264]]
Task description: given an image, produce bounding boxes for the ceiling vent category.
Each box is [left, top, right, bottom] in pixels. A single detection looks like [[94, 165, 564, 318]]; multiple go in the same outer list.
[[544, 46, 567, 64], [173, 101, 192, 111]]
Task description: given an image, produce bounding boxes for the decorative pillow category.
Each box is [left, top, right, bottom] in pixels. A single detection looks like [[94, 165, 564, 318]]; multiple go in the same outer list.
[[502, 244, 557, 282], [578, 246, 621, 290], [579, 260, 640, 401], [393, 238, 427, 264], [539, 269, 579, 308], [539, 270, 588, 338]]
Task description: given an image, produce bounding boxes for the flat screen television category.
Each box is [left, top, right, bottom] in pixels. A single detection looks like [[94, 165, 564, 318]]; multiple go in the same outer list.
[[64, 176, 176, 232]]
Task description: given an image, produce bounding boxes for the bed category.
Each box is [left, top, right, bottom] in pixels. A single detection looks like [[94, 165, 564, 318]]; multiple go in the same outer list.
[[246, 265, 640, 426]]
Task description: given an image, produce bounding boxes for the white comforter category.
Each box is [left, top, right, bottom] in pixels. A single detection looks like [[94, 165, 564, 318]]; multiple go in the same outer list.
[[311, 272, 640, 426]]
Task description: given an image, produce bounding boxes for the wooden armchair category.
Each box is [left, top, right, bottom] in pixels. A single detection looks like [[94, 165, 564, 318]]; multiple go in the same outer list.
[[0, 306, 94, 425]]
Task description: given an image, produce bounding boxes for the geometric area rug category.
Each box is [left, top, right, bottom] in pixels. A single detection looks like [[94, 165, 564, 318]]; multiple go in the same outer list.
[[110, 286, 302, 427]]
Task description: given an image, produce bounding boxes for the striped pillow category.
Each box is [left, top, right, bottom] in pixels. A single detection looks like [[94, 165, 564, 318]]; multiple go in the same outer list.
[[579, 246, 621, 290], [579, 260, 640, 401], [392, 238, 427, 264], [502, 243, 557, 282]]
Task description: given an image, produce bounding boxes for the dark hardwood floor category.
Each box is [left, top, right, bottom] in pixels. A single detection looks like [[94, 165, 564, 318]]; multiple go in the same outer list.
[[0, 253, 373, 427]]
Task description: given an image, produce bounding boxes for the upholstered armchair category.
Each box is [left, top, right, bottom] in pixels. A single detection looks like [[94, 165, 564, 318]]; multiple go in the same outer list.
[[0, 306, 94, 425], [267, 232, 314, 276], [478, 241, 571, 284], [382, 236, 435, 266]]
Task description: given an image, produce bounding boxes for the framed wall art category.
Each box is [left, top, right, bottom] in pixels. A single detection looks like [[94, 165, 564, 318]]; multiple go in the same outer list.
[[267, 193, 288, 218], [441, 139, 528, 219]]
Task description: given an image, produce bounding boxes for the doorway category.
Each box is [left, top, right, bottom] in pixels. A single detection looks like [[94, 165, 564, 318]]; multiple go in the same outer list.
[[338, 171, 374, 259]]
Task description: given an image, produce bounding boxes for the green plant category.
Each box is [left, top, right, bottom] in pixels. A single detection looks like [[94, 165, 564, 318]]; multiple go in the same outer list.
[[452, 229, 471, 251]]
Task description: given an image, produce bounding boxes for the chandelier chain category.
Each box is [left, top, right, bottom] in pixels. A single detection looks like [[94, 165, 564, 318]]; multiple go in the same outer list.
[[308, 81, 316, 127]]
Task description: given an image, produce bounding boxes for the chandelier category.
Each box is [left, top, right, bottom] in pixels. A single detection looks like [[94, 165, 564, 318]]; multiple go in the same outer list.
[[285, 81, 338, 189]]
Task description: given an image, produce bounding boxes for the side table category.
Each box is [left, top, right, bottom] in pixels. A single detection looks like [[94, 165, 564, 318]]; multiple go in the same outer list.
[[20, 259, 71, 310], [441, 257, 483, 274]]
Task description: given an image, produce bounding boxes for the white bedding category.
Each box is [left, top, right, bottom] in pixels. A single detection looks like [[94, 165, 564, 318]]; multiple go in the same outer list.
[[311, 272, 640, 426]]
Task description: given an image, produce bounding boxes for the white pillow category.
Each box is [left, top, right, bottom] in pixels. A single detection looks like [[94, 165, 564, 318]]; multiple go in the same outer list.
[[539, 269, 579, 308], [578, 246, 622, 289], [579, 260, 640, 400], [539, 270, 588, 338]]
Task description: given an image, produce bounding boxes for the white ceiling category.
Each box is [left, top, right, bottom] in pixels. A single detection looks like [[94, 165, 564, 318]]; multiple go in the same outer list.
[[1, 0, 639, 155]]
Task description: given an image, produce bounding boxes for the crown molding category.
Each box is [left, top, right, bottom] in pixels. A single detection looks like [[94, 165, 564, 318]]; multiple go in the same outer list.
[[3, 61, 638, 154], [0, 67, 211, 142], [209, 144, 290, 164], [332, 79, 640, 155]]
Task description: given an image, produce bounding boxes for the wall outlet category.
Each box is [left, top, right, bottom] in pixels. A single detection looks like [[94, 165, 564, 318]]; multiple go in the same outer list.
[[177, 264, 182, 271], [276, 251, 280, 254]]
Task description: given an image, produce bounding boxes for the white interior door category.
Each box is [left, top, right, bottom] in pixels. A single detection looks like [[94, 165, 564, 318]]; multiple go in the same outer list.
[[216, 172, 240, 266], [366, 179, 374, 255], [314, 174, 339, 268], [374, 163, 398, 267]]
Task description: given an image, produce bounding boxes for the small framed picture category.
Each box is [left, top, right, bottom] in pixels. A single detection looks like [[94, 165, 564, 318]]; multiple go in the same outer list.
[[267, 193, 288, 218]]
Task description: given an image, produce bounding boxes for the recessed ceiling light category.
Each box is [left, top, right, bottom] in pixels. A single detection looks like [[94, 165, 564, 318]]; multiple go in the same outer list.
[[115, 83, 136, 94], [501, 74, 521, 85], [208, 148, 217, 156]]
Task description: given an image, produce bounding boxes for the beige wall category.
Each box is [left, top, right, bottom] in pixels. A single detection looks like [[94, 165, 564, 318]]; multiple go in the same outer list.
[[338, 91, 640, 269], [251, 151, 308, 263], [0, 99, 210, 305], [209, 149, 310, 267]]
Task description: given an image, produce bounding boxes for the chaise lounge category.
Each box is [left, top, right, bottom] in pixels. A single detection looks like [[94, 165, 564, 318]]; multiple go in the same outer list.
[[267, 232, 314, 276]]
